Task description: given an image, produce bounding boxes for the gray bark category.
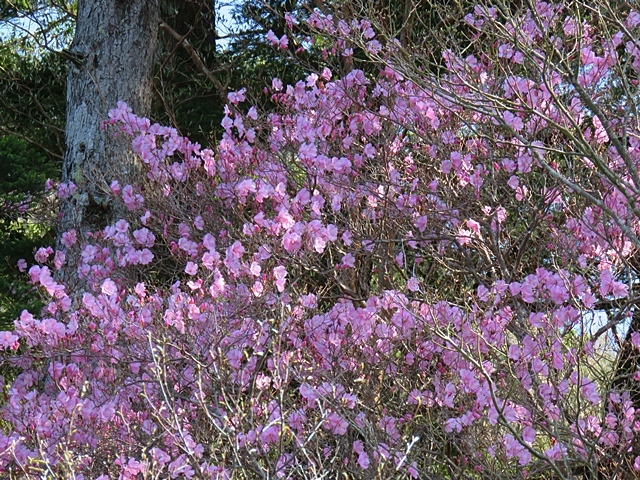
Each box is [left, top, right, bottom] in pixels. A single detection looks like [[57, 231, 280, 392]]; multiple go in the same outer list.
[[58, 0, 159, 283]]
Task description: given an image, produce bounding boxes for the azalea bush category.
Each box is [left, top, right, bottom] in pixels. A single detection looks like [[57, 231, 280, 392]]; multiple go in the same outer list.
[[2, 1, 640, 478]]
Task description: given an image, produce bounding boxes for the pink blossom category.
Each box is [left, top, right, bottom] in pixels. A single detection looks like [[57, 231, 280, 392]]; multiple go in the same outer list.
[[459, 369, 480, 393], [592, 116, 609, 144], [168, 455, 195, 478], [581, 379, 600, 405], [40, 318, 66, 339], [407, 277, 420, 292], [300, 383, 319, 407], [363, 143, 376, 158], [503, 111, 524, 131], [278, 34, 288, 50], [522, 426, 536, 444], [140, 210, 151, 224], [178, 238, 198, 255], [229, 241, 245, 258], [38, 266, 57, 296], [53, 251, 65, 270], [445, 417, 464, 433], [273, 266, 287, 292], [221, 115, 232, 130], [247, 106, 258, 120], [275, 209, 295, 230], [110, 180, 121, 194], [139, 249, 154, 264], [517, 153, 533, 173], [35, 246, 53, 263], [227, 88, 246, 104], [545, 442, 567, 461], [259, 424, 280, 444], [185, 262, 198, 276], [324, 413, 348, 435], [122, 185, 144, 210], [6, 23, 640, 477], [611, 280, 628, 299], [599, 268, 615, 297], [502, 158, 516, 172], [115, 219, 129, 233], [341, 253, 355, 268], [202, 233, 216, 251], [57, 181, 75, 199], [101, 278, 118, 296], [61, 230, 77, 248], [227, 349, 243, 370], [282, 231, 301, 252], [266, 30, 278, 45], [366, 40, 382, 54], [299, 142, 317, 161], [251, 281, 264, 296], [466, 219, 481, 236], [132, 228, 155, 247], [626, 9, 640, 28], [299, 294, 316, 309], [272, 77, 283, 91], [443, 382, 456, 408], [353, 440, 370, 469], [236, 179, 257, 200], [0, 332, 19, 350]]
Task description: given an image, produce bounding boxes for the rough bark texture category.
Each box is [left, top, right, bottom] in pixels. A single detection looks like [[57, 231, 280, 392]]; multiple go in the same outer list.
[[58, 0, 159, 284]]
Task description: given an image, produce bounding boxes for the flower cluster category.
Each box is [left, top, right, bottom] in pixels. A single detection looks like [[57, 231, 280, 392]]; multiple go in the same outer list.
[[3, 1, 640, 478]]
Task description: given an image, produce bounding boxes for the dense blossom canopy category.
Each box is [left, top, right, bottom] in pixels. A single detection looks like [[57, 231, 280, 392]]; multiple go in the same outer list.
[[2, 2, 640, 478]]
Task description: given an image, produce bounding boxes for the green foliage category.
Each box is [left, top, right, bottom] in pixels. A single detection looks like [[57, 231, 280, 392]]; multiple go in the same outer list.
[[0, 1, 67, 329], [0, 135, 56, 328], [0, 135, 56, 205], [0, 47, 66, 159], [0, 0, 33, 19], [228, 0, 319, 82]]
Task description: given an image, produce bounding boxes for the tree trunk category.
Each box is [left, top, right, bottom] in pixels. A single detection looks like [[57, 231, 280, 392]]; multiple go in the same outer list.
[[58, 0, 159, 285], [612, 312, 640, 408]]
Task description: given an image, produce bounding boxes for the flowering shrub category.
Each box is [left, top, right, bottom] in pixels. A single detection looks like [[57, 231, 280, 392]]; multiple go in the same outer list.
[[2, 1, 640, 478]]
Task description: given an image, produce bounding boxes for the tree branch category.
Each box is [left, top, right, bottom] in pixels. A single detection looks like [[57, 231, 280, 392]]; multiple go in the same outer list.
[[158, 20, 227, 99]]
